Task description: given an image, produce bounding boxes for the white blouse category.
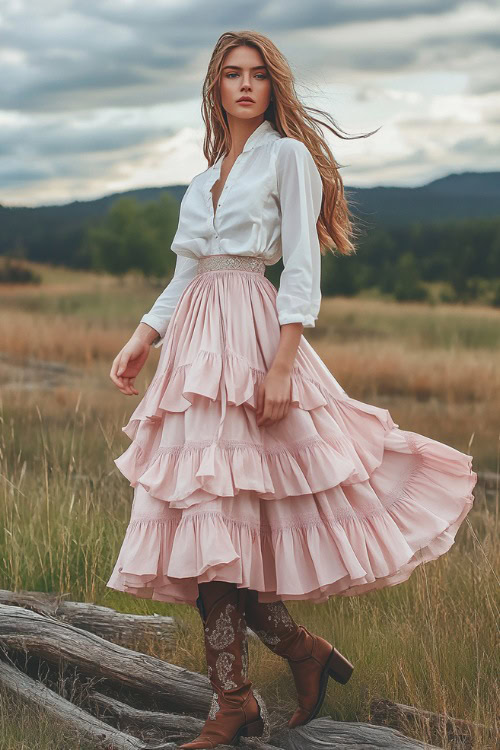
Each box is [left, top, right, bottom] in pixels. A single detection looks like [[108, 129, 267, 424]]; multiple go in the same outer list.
[[140, 119, 323, 347]]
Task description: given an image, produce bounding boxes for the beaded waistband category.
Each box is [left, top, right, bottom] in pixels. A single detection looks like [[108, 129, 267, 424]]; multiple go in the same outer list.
[[196, 254, 266, 275]]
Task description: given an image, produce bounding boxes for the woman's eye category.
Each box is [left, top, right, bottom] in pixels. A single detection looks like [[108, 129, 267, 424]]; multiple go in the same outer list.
[[226, 73, 267, 79]]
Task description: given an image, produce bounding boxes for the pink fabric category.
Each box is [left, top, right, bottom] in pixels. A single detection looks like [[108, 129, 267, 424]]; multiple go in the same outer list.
[[106, 269, 477, 607]]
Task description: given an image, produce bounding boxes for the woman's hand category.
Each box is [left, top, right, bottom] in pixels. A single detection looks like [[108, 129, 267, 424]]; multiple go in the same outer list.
[[110, 335, 151, 396], [256, 364, 292, 427], [255, 321, 302, 427]]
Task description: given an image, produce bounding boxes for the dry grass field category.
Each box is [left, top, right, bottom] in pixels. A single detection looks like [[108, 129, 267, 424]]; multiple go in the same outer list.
[[0, 263, 498, 749]]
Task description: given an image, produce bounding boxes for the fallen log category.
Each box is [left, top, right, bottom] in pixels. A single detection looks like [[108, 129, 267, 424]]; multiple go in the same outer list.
[[89, 690, 204, 737], [370, 697, 495, 750], [87, 692, 282, 749], [0, 603, 211, 715], [0, 658, 155, 750], [0, 600, 460, 750], [0, 660, 443, 750], [0, 656, 276, 750], [264, 716, 443, 749], [0, 589, 178, 647]]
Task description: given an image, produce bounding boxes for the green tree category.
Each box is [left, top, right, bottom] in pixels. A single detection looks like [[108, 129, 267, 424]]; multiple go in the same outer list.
[[85, 193, 179, 278], [393, 252, 428, 301], [321, 251, 360, 296]]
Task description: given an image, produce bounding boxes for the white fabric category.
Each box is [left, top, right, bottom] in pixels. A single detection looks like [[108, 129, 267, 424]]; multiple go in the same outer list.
[[140, 119, 323, 347]]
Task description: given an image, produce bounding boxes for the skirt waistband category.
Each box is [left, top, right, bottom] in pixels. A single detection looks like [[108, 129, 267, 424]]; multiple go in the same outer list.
[[196, 254, 266, 275]]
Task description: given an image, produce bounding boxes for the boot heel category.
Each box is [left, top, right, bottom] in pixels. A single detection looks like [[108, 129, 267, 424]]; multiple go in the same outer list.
[[327, 647, 354, 684], [240, 717, 264, 737]]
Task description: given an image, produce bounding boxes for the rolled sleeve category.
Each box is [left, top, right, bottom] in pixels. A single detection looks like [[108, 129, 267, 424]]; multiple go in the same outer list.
[[275, 138, 323, 328], [140, 253, 199, 347]]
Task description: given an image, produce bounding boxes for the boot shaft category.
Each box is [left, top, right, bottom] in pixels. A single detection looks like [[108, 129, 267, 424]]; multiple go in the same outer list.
[[178, 584, 270, 748], [197, 585, 251, 690]]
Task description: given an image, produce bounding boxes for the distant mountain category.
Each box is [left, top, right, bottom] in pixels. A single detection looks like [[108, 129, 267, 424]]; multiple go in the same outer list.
[[0, 171, 498, 263], [0, 184, 187, 225], [346, 171, 500, 228], [425, 171, 500, 198]]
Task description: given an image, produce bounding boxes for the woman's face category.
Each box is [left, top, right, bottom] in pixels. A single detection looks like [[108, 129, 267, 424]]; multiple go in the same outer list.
[[219, 45, 272, 121]]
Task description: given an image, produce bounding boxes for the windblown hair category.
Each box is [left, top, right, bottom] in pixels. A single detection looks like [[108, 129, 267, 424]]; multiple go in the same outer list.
[[201, 30, 380, 257]]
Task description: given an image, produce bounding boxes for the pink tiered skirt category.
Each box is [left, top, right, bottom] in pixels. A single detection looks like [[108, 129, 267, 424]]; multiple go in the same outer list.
[[106, 254, 477, 607]]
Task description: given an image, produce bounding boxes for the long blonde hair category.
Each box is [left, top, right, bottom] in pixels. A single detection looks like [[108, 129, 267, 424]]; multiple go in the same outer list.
[[201, 31, 380, 257]]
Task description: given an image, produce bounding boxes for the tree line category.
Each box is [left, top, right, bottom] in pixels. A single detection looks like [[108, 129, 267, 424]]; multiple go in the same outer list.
[[1, 192, 499, 306]]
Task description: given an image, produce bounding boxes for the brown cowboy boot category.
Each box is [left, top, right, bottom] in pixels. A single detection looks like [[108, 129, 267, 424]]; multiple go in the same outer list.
[[244, 590, 354, 728], [179, 583, 270, 749]]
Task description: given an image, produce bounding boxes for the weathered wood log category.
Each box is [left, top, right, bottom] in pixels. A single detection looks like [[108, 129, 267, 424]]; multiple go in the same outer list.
[[0, 600, 467, 750], [0, 661, 444, 750], [266, 716, 443, 749], [0, 658, 159, 750], [88, 692, 281, 749], [0, 657, 277, 750], [370, 697, 495, 750], [0, 589, 269, 649], [0, 589, 178, 647], [89, 690, 204, 736], [0, 603, 211, 715]]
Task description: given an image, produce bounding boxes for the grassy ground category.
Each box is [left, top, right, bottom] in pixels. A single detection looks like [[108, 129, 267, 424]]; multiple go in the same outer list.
[[0, 265, 498, 749]]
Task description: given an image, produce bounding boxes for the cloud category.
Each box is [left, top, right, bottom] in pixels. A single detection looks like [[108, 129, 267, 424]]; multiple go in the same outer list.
[[0, 0, 499, 205]]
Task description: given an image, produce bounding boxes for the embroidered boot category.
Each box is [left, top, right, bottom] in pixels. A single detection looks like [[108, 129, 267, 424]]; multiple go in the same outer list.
[[179, 583, 270, 749], [243, 590, 354, 728]]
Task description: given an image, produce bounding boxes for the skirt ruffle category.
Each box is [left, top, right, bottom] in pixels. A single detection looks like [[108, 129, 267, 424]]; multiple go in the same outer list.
[[106, 266, 477, 607]]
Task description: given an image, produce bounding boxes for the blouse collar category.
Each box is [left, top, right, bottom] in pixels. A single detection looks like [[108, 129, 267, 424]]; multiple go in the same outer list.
[[212, 120, 279, 171], [241, 119, 279, 152]]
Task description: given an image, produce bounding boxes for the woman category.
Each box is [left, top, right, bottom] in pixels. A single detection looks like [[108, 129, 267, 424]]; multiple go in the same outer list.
[[107, 31, 477, 749]]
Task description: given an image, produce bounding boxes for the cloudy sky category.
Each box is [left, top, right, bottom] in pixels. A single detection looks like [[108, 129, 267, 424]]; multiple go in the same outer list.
[[1, 0, 499, 207]]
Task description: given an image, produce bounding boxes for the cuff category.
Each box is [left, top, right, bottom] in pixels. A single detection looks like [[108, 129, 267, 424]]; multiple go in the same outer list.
[[277, 311, 316, 328], [140, 313, 169, 348]]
